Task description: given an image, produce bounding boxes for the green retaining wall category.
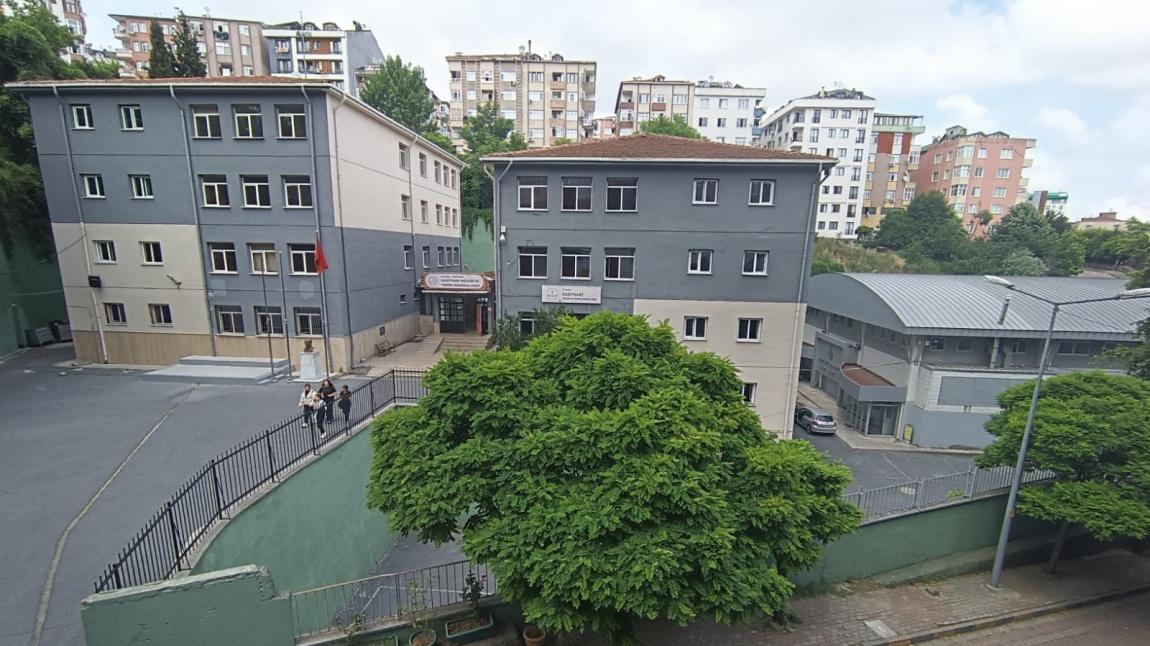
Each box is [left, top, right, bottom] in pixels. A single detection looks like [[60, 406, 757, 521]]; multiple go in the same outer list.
[[0, 232, 66, 355], [461, 221, 494, 273], [192, 428, 396, 593]]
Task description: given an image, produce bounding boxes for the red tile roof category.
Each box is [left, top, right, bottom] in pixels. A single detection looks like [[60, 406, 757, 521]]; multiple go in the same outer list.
[[484, 134, 835, 162], [842, 363, 895, 387]]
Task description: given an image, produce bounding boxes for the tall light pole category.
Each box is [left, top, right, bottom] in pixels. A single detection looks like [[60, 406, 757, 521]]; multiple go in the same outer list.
[[984, 276, 1150, 588]]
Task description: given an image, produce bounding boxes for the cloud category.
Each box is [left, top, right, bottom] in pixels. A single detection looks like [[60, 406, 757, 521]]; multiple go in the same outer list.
[[1035, 108, 1089, 144], [1097, 196, 1149, 222], [1026, 149, 1069, 191], [933, 94, 991, 130]]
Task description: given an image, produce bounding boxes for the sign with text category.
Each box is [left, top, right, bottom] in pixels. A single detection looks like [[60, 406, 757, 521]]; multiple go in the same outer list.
[[423, 273, 486, 291], [541, 284, 602, 304]]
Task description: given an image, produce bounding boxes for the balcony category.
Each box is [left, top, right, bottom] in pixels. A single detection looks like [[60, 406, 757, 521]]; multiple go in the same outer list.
[[114, 48, 133, 61], [550, 80, 566, 90], [1023, 158, 1034, 168], [618, 120, 634, 129], [618, 101, 633, 110], [550, 99, 566, 109], [650, 102, 666, 112]]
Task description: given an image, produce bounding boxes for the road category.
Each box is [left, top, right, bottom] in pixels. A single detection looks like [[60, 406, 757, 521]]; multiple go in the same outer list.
[[936, 591, 1150, 644]]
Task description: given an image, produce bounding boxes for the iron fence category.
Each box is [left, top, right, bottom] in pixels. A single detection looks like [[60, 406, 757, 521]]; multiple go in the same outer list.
[[92, 369, 428, 593]]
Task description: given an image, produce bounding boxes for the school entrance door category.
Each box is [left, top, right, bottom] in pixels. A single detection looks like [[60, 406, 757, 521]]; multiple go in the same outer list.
[[437, 296, 466, 333]]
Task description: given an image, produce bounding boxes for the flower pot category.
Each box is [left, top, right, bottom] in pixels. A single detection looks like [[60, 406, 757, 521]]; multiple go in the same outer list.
[[408, 628, 436, 646], [523, 624, 546, 646], [443, 611, 497, 643]]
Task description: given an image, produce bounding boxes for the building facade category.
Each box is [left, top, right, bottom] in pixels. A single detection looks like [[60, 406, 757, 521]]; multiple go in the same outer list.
[[614, 76, 693, 137], [804, 273, 1140, 449], [446, 47, 597, 149], [909, 125, 1035, 236], [861, 113, 924, 230], [1029, 190, 1068, 217], [759, 88, 876, 238], [14, 77, 463, 371], [42, 0, 87, 62], [484, 134, 835, 434], [614, 76, 764, 144], [1074, 211, 1130, 231], [109, 14, 267, 78], [591, 115, 616, 139], [264, 22, 382, 97]]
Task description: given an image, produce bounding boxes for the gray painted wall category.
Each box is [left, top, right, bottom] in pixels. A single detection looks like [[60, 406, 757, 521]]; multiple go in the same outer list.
[[904, 404, 994, 449]]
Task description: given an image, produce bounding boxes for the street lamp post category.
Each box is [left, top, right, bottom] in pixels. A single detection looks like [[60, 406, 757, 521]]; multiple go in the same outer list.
[[984, 276, 1150, 588]]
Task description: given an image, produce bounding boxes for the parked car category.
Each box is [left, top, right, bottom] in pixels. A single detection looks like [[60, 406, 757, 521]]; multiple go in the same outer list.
[[795, 406, 837, 434]]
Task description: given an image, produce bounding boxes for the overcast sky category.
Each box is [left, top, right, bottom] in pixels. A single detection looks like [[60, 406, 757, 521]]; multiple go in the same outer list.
[[86, 0, 1149, 222]]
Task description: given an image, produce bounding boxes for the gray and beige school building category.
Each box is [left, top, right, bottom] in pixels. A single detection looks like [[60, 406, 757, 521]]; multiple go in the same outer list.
[[13, 77, 466, 372]]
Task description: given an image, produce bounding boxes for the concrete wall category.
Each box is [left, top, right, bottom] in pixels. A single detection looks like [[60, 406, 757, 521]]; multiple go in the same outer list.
[[904, 403, 995, 449], [0, 233, 67, 355]]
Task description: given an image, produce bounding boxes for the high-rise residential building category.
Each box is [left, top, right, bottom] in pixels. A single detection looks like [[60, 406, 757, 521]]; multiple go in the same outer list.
[[264, 21, 383, 98], [862, 113, 925, 230], [614, 76, 764, 144], [109, 14, 267, 78], [591, 115, 616, 139], [446, 46, 597, 149], [42, 0, 87, 62], [12, 77, 463, 370], [910, 125, 1035, 236], [1029, 190, 1068, 217], [759, 88, 876, 238], [483, 134, 835, 434]]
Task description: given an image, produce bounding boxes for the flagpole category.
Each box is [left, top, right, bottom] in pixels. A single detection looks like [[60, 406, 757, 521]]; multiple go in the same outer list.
[[261, 268, 275, 377], [278, 250, 292, 379], [315, 229, 334, 377]]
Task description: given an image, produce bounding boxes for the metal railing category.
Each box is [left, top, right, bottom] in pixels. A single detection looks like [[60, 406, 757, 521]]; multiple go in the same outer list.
[[92, 369, 428, 593], [841, 465, 1057, 522], [291, 559, 497, 639]]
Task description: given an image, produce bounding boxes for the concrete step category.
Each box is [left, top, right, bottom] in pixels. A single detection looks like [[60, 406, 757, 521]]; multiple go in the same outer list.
[[178, 355, 290, 369], [142, 364, 283, 385], [437, 336, 491, 353]]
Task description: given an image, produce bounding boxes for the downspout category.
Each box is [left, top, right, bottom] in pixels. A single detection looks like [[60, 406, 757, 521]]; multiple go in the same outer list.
[[169, 85, 217, 356], [329, 89, 355, 369], [783, 161, 826, 437], [301, 85, 334, 375], [483, 159, 514, 320], [53, 87, 108, 363]]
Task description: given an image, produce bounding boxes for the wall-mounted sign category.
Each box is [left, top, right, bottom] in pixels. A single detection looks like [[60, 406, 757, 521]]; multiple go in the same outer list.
[[541, 284, 602, 304], [423, 273, 487, 291]]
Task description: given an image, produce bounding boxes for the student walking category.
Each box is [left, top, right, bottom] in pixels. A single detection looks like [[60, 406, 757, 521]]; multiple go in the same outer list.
[[319, 378, 337, 427], [338, 384, 352, 429], [298, 384, 315, 430], [312, 388, 327, 438]]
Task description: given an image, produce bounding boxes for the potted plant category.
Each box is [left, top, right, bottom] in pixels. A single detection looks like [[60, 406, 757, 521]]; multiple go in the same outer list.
[[443, 571, 496, 643], [523, 624, 546, 646], [402, 578, 437, 646]]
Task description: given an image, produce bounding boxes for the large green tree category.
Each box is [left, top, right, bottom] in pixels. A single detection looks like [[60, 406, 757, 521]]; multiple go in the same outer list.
[[170, 12, 206, 77], [146, 19, 177, 78], [368, 312, 859, 643], [457, 101, 526, 236], [639, 114, 702, 139], [873, 192, 969, 262], [988, 202, 1083, 276], [978, 372, 1150, 573], [1109, 319, 1150, 380], [359, 55, 434, 133]]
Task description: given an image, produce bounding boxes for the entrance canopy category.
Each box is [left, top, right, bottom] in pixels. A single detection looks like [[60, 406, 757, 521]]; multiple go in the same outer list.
[[419, 272, 494, 295]]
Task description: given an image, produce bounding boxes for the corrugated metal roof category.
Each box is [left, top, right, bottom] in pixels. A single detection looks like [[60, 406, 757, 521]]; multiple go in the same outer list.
[[808, 273, 1149, 338]]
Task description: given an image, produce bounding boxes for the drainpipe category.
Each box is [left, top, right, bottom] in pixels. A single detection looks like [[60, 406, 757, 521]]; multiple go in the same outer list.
[[483, 159, 514, 319], [169, 85, 217, 356], [329, 89, 355, 369], [53, 87, 108, 363], [782, 161, 826, 437], [301, 85, 334, 376]]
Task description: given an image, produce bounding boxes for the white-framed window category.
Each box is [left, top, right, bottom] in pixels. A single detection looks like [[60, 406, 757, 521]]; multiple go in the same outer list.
[[693, 178, 719, 205], [687, 249, 713, 274], [283, 176, 313, 208], [1000, 148, 1015, 159], [829, 221, 839, 230], [289, 243, 317, 274], [735, 137, 747, 145], [209, 243, 237, 273], [904, 187, 915, 201], [698, 117, 708, 128], [958, 145, 974, 158], [741, 382, 757, 404], [192, 105, 221, 138], [240, 175, 270, 208], [737, 98, 750, 109], [148, 303, 173, 326], [518, 176, 548, 210], [254, 305, 284, 335], [716, 118, 727, 128], [737, 318, 762, 342], [200, 175, 229, 207], [931, 171, 939, 182], [403, 244, 413, 270], [749, 179, 775, 206], [606, 178, 638, 212], [742, 250, 768, 276], [996, 168, 1011, 179], [400, 194, 411, 220], [104, 302, 127, 325], [437, 204, 446, 226], [604, 247, 635, 281], [140, 241, 163, 265], [974, 166, 985, 178], [233, 104, 263, 139], [215, 305, 245, 334], [418, 153, 427, 177], [561, 247, 591, 280], [968, 204, 979, 213], [71, 104, 92, 129], [82, 174, 105, 198], [993, 187, 1008, 198], [501, 71, 517, 82], [119, 105, 143, 130], [436, 246, 445, 267], [977, 147, 988, 158], [276, 105, 306, 139], [421, 245, 430, 269], [684, 316, 708, 340], [718, 98, 728, 109], [434, 160, 442, 184], [129, 174, 153, 199], [248, 243, 277, 275], [452, 208, 459, 228], [420, 200, 429, 223], [561, 176, 592, 211], [94, 240, 116, 263], [518, 246, 547, 278], [991, 204, 1004, 215], [398, 143, 408, 169], [450, 169, 457, 190]]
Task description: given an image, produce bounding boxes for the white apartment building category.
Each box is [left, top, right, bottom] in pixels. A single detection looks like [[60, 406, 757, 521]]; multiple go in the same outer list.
[[759, 88, 876, 237], [446, 46, 597, 149], [614, 76, 764, 144], [264, 21, 383, 97]]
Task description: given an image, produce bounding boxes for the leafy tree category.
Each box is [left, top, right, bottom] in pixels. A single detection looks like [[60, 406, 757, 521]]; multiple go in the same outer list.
[[853, 224, 875, 243], [1107, 319, 1150, 380], [873, 193, 969, 262], [359, 55, 435, 133], [639, 114, 702, 139], [420, 130, 455, 156], [171, 12, 206, 77], [989, 202, 1083, 276], [457, 101, 526, 236], [551, 137, 573, 146], [491, 306, 571, 350], [978, 372, 1150, 573], [810, 258, 844, 275], [368, 312, 859, 643], [998, 249, 1047, 276], [146, 19, 177, 78], [813, 238, 904, 274]]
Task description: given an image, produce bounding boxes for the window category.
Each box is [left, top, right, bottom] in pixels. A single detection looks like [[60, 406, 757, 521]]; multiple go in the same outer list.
[[699, 97, 710, 108], [403, 244, 413, 270], [716, 118, 727, 128], [452, 208, 459, 228], [276, 105, 306, 138], [737, 98, 750, 110], [148, 303, 173, 326], [687, 249, 713, 274], [71, 104, 92, 129], [120, 105, 143, 130], [741, 382, 757, 404], [104, 303, 127, 325], [216, 305, 244, 334], [437, 246, 445, 267], [1000, 148, 1015, 159], [674, 94, 688, 105], [903, 187, 915, 201], [94, 240, 116, 263], [958, 145, 974, 158], [518, 246, 547, 278], [400, 194, 411, 220], [421, 245, 430, 268], [737, 318, 762, 342], [518, 176, 548, 210], [276, 60, 293, 73], [435, 204, 443, 226], [957, 338, 974, 352], [418, 153, 427, 177], [693, 178, 719, 204], [604, 247, 635, 280], [199, 175, 230, 207], [638, 93, 650, 104], [996, 168, 1011, 179], [991, 204, 1004, 215], [253, 306, 284, 335], [993, 187, 1008, 198], [829, 221, 839, 230], [140, 241, 163, 265], [249, 243, 277, 275], [398, 143, 409, 169], [528, 71, 543, 82], [561, 177, 592, 211], [1057, 341, 1090, 355], [289, 243, 317, 274], [82, 174, 105, 198], [209, 243, 237, 273], [737, 118, 748, 128], [735, 137, 747, 145], [742, 251, 768, 275], [192, 105, 221, 138], [817, 221, 826, 230], [434, 160, 442, 184], [235, 175, 270, 208], [974, 166, 985, 178], [698, 117, 708, 127], [975, 147, 988, 159], [849, 186, 859, 200], [607, 178, 638, 211], [450, 169, 457, 189], [561, 247, 591, 280], [283, 176, 313, 208], [233, 105, 263, 139], [718, 99, 728, 109], [931, 171, 939, 182], [968, 204, 979, 213], [420, 200, 428, 223], [684, 316, 708, 340], [946, 150, 955, 161], [130, 174, 153, 199]]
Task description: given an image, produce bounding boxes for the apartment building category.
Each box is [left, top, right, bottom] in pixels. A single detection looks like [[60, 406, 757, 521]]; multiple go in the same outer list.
[[109, 13, 267, 78], [861, 113, 924, 230], [759, 88, 876, 237], [1029, 190, 1068, 218], [12, 77, 463, 371], [484, 134, 835, 434], [614, 76, 764, 144], [909, 125, 1035, 236], [1074, 211, 1130, 231], [42, 0, 87, 62], [805, 273, 1142, 448], [264, 21, 382, 97], [446, 46, 597, 149], [591, 115, 616, 139]]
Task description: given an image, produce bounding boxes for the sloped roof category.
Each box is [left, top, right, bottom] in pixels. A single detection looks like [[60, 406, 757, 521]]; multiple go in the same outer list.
[[484, 134, 834, 163], [8, 76, 330, 88]]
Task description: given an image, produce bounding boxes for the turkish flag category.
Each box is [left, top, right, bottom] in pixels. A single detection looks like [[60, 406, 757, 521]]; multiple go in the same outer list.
[[315, 235, 329, 273]]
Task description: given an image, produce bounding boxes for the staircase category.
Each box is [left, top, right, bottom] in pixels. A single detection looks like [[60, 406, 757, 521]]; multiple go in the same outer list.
[[436, 334, 492, 354]]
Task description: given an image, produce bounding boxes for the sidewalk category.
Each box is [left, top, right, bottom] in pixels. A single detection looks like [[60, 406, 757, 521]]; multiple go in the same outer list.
[[557, 549, 1150, 645], [361, 335, 445, 374]]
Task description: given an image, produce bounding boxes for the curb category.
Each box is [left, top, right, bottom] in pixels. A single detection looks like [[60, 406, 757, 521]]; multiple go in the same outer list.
[[860, 582, 1150, 645]]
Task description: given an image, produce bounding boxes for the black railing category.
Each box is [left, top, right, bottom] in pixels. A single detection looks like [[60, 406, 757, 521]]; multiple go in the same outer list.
[[93, 369, 428, 593]]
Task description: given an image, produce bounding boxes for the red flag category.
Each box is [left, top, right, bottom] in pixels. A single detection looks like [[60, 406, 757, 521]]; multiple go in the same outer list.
[[314, 235, 329, 273]]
